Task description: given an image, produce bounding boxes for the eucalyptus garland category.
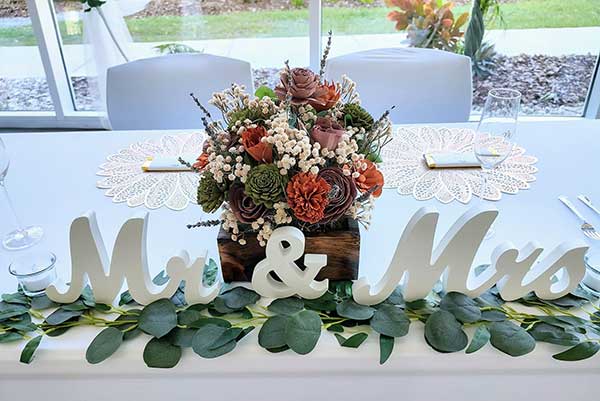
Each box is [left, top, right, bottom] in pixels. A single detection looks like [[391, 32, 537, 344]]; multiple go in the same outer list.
[[1, 261, 600, 367]]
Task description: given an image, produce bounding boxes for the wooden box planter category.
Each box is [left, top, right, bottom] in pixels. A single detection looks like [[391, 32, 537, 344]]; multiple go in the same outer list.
[[218, 219, 360, 282]]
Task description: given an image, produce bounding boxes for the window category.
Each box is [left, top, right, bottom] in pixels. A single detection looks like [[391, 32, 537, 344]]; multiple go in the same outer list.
[[0, 1, 53, 111]]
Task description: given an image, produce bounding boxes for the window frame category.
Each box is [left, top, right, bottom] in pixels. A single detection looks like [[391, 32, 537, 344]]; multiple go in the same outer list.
[[0, 0, 598, 129]]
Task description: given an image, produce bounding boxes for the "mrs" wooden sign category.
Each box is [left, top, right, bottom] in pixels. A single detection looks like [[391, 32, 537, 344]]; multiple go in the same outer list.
[[46, 207, 587, 306]]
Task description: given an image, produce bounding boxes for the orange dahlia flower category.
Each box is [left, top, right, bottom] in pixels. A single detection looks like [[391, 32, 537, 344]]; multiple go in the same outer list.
[[355, 159, 384, 197], [309, 81, 341, 112], [192, 152, 209, 170], [241, 126, 273, 163], [286, 172, 332, 224]]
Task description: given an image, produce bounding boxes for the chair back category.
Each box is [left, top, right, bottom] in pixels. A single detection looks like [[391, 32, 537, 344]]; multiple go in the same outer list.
[[107, 54, 254, 130], [325, 48, 472, 124]]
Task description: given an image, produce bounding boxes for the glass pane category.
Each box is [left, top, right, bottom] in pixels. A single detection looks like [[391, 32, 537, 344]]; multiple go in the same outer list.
[[52, 0, 310, 111], [0, 0, 54, 111], [322, 0, 600, 117]]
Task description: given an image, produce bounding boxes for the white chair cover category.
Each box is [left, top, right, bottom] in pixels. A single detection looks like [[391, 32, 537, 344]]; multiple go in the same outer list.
[[325, 48, 472, 124], [106, 54, 254, 130]]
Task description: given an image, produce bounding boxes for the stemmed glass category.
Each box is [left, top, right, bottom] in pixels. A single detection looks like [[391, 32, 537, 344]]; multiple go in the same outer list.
[[473, 88, 521, 239], [0, 137, 44, 250]]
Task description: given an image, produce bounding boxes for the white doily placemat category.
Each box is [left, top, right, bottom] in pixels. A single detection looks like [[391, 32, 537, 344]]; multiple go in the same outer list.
[[97, 133, 206, 210], [379, 126, 538, 203]]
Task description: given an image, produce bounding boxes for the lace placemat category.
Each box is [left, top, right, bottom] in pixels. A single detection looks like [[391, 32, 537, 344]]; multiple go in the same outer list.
[[379, 126, 538, 203], [97, 133, 206, 210]]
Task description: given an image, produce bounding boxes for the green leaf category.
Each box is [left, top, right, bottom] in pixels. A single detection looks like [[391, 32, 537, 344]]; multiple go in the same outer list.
[[203, 259, 218, 286], [405, 299, 428, 310], [466, 325, 490, 354], [0, 332, 23, 343], [528, 323, 579, 346], [86, 327, 124, 364], [178, 309, 205, 326], [327, 324, 344, 333], [152, 270, 170, 285], [166, 327, 197, 347], [143, 337, 182, 368], [370, 305, 410, 338], [464, 0, 484, 58], [138, 299, 177, 338], [480, 309, 506, 322], [489, 321, 535, 357], [212, 297, 237, 314], [303, 292, 336, 312], [30, 294, 58, 310], [381, 287, 404, 306], [334, 332, 368, 348], [188, 317, 231, 329], [553, 342, 600, 361], [114, 313, 142, 341], [0, 301, 28, 320], [379, 335, 394, 365], [268, 297, 304, 315], [210, 327, 243, 350], [336, 299, 375, 321], [425, 310, 468, 353], [5, 314, 37, 332], [219, 287, 260, 310], [61, 300, 89, 311], [440, 292, 482, 323], [192, 324, 236, 358], [285, 310, 322, 355], [258, 315, 289, 349], [118, 291, 134, 306], [255, 85, 277, 100], [45, 308, 83, 325], [2, 292, 30, 305], [236, 326, 255, 342], [20, 335, 42, 364]]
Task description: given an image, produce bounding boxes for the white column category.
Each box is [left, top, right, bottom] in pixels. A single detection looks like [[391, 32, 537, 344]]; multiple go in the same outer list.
[[308, 0, 322, 72], [26, 0, 76, 119]]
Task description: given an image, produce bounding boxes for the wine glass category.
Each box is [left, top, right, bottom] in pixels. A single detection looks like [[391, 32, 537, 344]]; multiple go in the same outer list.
[[473, 88, 521, 239], [0, 137, 44, 250]]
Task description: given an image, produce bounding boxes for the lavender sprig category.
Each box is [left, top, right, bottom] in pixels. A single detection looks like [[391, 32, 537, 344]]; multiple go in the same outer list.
[[187, 219, 223, 229], [319, 30, 333, 79], [178, 156, 200, 173], [356, 185, 380, 203]]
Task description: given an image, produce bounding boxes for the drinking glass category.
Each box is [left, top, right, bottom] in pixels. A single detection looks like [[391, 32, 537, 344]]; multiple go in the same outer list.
[[0, 137, 44, 250], [473, 88, 521, 239]]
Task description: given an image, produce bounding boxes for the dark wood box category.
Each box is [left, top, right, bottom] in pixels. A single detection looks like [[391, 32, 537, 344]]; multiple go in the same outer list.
[[218, 219, 360, 282]]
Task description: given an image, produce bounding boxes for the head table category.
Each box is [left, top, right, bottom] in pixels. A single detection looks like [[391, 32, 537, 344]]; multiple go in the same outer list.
[[0, 120, 599, 401]]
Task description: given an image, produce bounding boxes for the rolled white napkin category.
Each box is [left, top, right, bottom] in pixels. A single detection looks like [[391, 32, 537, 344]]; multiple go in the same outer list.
[[424, 152, 481, 169]]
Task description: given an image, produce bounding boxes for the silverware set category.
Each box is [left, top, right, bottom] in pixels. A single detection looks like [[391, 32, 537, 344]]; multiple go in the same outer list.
[[559, 195, 600, 240]]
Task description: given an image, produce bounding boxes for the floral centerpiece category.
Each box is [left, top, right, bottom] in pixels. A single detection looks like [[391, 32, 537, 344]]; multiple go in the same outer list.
[[186, 37, 393, 281]]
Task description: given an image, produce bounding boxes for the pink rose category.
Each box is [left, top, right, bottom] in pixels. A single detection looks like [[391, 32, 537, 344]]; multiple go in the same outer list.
[[274, 67, 319, 104], [310, 117, 345, 150]]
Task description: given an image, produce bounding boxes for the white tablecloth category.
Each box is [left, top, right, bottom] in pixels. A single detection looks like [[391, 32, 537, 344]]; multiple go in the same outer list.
[[1, 120, 599, 401]]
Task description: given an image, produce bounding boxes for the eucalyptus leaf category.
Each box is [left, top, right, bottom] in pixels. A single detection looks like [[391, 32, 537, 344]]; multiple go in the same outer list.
[[2, 292, 30, 306], [379, 335, 394, 365], [0, 301, 28, 320], [192, 324, 236, 358], [61, 300, 89, 311], [327, 324, 344, 333], [166, 327, 197, 347], [236, 326, 255, 342], [258, 316, 288, 349], [118, 290, 134, 306], [336, 299, 375, 321], [553, 342, 600, 361], [30, 294, 57, 310], [5, 314, 37, 332], [440, 292, 482, 323], [370, 305, 410, 338], [489, 321, 535, 357], [188, 317, 231, 329], [86, 327, 123, 364], [45, 308, 83, 325], [480, 309, 506, 322], [334, 332, 368, 348], [466, 325, 490, 354], [143, 337, 182, 368], [138, 299, 177, 338], [285, 310, 321, 355], [424, 310, 468, 353], [19, 335, 42, 364], [178, 309, 205, 326], [303, 292, 336, 312], [268, 297, 304, 315], [209, 327, 243, 350], [0, 332, 23, 343], [528, 322, 579, 346]]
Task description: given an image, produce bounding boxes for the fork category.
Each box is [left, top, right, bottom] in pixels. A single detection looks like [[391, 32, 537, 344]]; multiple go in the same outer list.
[[578, 195, 600, 216], [558, 196, 600, 240]]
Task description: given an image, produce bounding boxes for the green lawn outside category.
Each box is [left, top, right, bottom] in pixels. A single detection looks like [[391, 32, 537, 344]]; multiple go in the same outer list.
[[1, 0, 599, 47]]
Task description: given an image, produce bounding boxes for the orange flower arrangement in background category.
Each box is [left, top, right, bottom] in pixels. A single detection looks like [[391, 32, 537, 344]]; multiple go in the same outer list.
[[242, 126, 273, 163], [286, 172, 332, 224], [355, 159, 384, 197]]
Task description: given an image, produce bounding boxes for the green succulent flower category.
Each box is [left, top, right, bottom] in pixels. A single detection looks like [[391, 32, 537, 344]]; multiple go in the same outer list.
[[244, 164, 287, 208], [227, 107, 271, 130], [197, 172, 226, 213], [342, 103, 374, 131]]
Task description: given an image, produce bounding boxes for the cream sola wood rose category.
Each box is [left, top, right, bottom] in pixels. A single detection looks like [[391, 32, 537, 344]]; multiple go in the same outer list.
[[186, 35, 393, 244]]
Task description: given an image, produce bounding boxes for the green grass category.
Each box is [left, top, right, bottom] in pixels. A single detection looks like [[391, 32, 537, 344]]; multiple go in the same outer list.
[[1, 0, 599, 47]]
